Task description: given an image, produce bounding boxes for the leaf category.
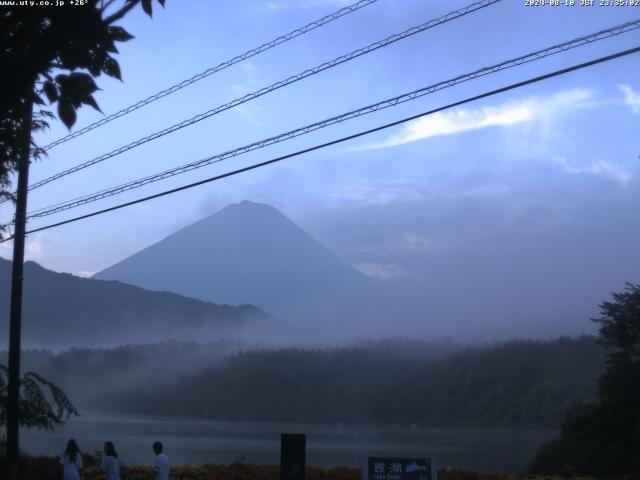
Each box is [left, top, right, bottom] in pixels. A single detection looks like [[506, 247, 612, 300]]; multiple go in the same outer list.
[[32, 93, 45, 106], [109, 25, 135, 42], [69, 72, 99, 96], [43, 81, 58, 103], [57, 99, 77, 129], [102, 57, 122, 80], [88, 62, 102, 77], [83, 94, 103, 113], [157, 0, 165, 6], [141, 0, 152, 16], [55, 74, 69, 87]]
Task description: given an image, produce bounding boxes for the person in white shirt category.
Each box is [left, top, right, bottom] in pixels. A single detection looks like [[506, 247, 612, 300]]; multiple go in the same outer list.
[[152, 441, 170, 480], [100, 441, 123, 480], [60, 439, 83, 480]]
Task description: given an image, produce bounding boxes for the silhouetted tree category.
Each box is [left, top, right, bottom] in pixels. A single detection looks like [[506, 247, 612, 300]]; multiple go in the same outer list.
[[0, 364, 78, 430], [0, 0, 165, 217], [530, 283, 640, 476], [0, 0, 165, 436]]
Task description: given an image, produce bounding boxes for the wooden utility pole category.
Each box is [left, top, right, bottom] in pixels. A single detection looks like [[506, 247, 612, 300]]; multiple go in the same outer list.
[[5, 85, 34, 480]]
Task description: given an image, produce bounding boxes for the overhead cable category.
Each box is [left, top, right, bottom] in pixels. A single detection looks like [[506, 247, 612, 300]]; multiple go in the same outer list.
[[4, 44, 637, 242], [27, 0, 502, 192], [27, 18, 640, 220], [41, 0, 381, 151]]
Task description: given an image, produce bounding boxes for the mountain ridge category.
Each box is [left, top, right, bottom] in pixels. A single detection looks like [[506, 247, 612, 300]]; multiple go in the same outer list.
[[94, 201, 368, 316], [0, 257, 273, 347]]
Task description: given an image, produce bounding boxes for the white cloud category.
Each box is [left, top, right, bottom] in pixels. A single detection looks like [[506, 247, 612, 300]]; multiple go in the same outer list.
[[353, 262, 408, 279], [551, 157, 632, 186], [356, 89, 595, 151], [241, 62, 255, 72], [76, 271, 95, 278], [0, 233, 46, 263], [619, 84, 640, 114]]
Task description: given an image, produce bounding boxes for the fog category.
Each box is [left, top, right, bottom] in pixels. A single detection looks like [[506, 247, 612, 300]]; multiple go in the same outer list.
[[1, 0, 639, 474]]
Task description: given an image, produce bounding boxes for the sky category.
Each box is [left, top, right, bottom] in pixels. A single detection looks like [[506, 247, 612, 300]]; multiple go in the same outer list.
[[1, 0, 639, 338]]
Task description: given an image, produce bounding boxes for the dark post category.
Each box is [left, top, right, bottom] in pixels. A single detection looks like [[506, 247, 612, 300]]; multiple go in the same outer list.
[[280, 433, 306, 480], [5, 86, 34, 480]]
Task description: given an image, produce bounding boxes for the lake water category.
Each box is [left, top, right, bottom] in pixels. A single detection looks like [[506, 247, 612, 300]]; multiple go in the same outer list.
[[22, 412, 556, 473]]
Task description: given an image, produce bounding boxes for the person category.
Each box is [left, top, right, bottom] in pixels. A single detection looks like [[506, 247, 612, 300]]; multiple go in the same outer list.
[[60, 439, 83, 480], [100, 441, 123, 480], [152, 441, 170, 480]]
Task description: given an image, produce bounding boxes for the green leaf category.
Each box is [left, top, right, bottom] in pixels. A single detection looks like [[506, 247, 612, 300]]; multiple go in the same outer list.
[[57, 99, 77, 129]]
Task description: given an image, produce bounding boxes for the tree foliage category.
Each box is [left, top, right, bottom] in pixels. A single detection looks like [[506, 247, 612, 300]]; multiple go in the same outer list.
[[529, 283, 640, 476], [0, 0, 164, 431], [0, 364, 78, 430], [16, 337, 603, 428], [0, 0, 165, 207]]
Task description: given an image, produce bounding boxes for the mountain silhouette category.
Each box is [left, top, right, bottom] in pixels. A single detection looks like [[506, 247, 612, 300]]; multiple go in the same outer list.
[[94, 201, 368, 317], [0, 257, 272, 347]]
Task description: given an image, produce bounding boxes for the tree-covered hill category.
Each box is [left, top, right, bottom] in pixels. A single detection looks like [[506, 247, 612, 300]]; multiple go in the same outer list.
[[0, 258, 272, 347], [10, 337, 603, 427]]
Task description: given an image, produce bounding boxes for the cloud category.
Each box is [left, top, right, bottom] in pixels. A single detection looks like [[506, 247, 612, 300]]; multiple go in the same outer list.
[[398, 232, 459, 254], [329, 183, 425, 206], [76, 271, 96, 278], [325, 181, 513, 210], [356, 89, 595, 151], [551, 157, 632, 186], [400, 232, 434, 252], [232, 103, 264, 127], [0, 233, 46, 263], [619, 84, 640, 114], [353, 262, 408, 279]]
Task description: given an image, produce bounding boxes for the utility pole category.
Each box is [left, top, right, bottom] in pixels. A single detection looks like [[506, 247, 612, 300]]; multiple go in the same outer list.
[[5, 84, 34, 480]]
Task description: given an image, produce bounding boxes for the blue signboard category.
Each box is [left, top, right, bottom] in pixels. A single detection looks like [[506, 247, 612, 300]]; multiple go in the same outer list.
[[366, 457, 432, 480]]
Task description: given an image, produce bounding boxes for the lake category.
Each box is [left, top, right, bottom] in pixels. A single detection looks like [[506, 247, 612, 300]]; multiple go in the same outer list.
[[22, 412, 556, 473]]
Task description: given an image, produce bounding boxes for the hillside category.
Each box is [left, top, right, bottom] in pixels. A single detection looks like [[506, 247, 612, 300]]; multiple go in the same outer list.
[[0, 258, 272, 347], [13, 337, 604, 427]]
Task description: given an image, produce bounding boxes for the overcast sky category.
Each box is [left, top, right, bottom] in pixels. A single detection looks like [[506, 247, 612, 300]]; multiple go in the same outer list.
[[1, 0, 638, 337]]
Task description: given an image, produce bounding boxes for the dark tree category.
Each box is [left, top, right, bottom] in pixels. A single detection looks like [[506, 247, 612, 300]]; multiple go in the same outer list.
[[0, 364, 78, 430], [530, 283, 640, 476], [0, 0, 165, 451], [0, 0, 165, 212]]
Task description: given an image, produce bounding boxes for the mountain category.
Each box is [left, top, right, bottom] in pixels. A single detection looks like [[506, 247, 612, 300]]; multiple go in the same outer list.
[[0, 258, 272, 348], [94, 201, 369, 319]]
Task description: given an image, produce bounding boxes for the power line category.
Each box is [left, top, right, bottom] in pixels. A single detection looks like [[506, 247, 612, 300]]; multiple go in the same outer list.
[[26, 18, 640, 220], [4, 44, 637, 243], [26, 0, 501, 193], [41, 0, 380, 152]]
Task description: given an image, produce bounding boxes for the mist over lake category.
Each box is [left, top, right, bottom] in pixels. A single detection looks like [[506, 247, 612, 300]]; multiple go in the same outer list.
[[23, 412, 556, 473]]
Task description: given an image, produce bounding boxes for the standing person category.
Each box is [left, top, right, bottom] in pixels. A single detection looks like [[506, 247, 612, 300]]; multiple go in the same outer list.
[[100, 441, 122, 480], [152, 441, 170, 480], [60, 439, 83, 480]]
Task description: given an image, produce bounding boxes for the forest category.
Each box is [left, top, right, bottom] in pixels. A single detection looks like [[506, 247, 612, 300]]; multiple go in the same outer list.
[[6, 336, 603, 427]]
